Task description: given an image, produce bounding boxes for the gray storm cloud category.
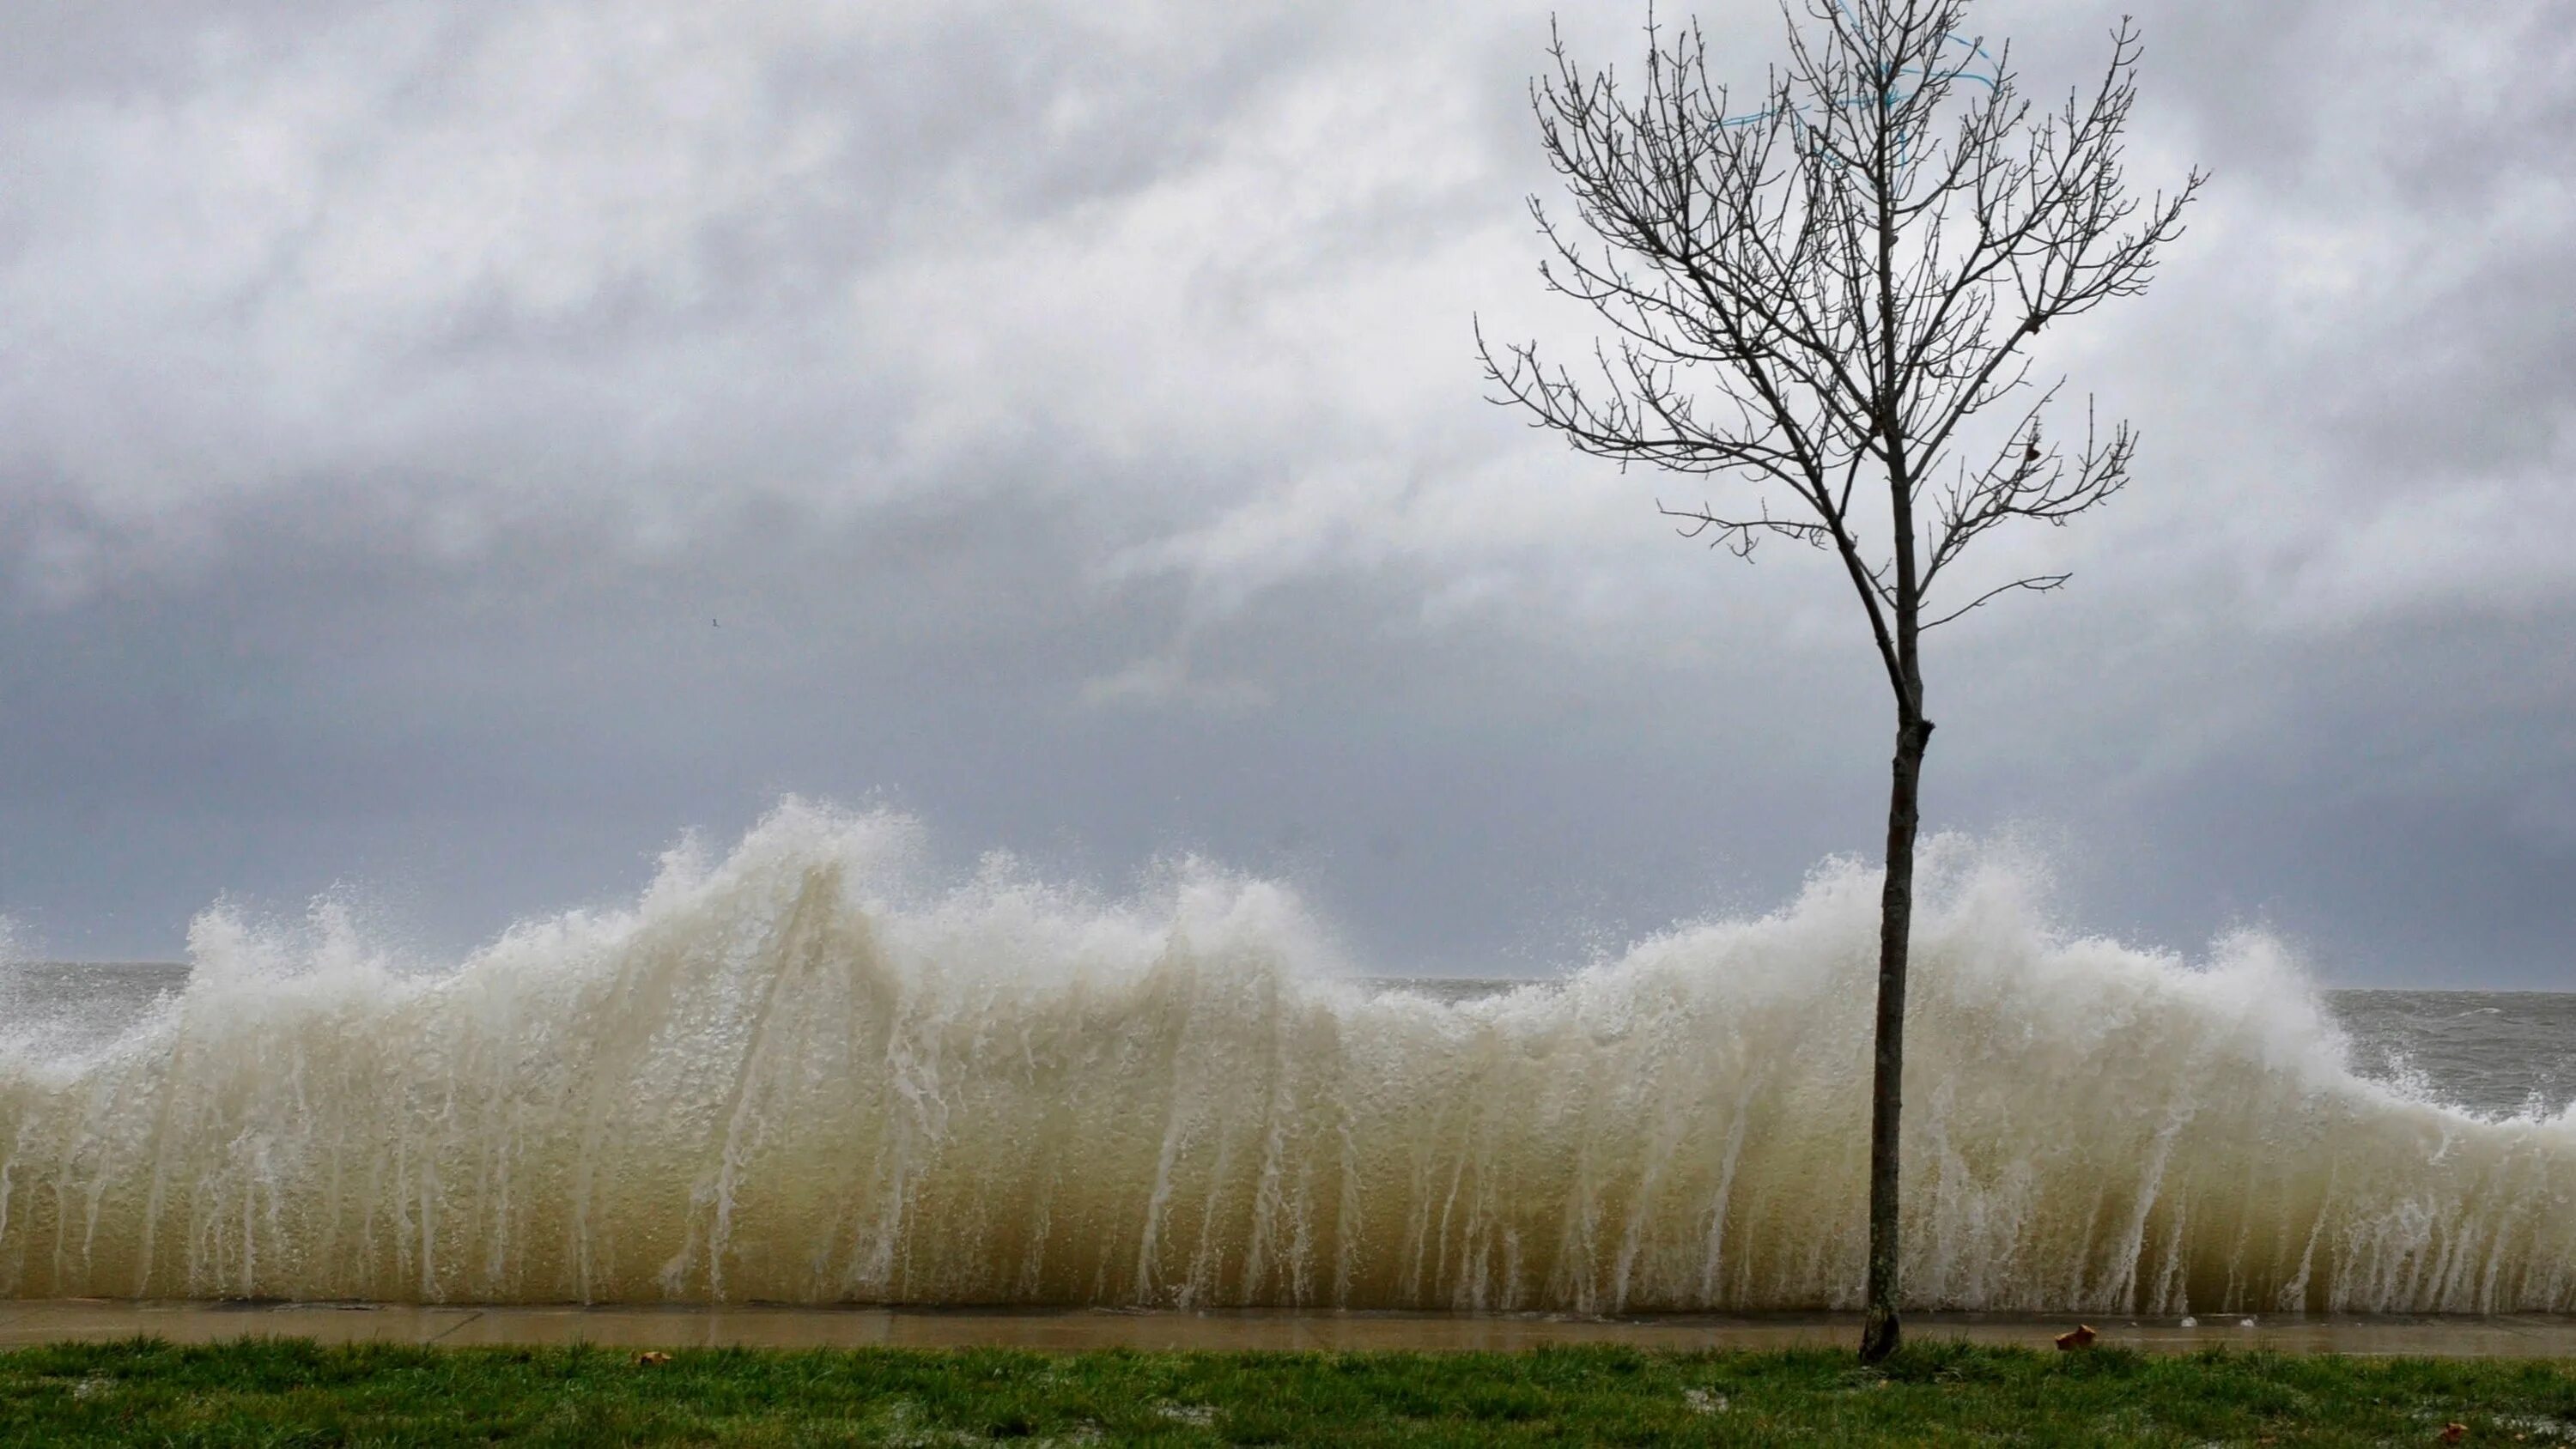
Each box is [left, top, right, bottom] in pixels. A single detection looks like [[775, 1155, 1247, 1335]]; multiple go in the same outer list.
[[0, 0, 2569, 983]]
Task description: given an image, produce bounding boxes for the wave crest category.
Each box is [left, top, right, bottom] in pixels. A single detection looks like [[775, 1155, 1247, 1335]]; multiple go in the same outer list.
[[3, 802, 2568, 1312]]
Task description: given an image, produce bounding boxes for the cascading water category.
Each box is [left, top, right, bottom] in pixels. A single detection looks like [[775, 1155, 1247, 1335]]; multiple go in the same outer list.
[[1, 802, 2568, 1312]]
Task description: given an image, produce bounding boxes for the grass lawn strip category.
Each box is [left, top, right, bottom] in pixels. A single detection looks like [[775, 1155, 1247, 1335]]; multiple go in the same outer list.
[[1, 1338, 2571, 1446]]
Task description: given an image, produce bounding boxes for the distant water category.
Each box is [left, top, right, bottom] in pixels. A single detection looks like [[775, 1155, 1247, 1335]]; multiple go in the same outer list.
[[1, 803, 2570, 1313]]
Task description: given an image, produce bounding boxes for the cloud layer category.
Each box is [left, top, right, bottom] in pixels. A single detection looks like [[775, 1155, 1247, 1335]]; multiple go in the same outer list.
[[1, 0, 2569, 983]]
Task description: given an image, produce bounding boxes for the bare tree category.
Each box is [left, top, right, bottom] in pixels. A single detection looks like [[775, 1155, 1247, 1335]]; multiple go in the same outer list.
[[1480, 1, 2201, 1361]]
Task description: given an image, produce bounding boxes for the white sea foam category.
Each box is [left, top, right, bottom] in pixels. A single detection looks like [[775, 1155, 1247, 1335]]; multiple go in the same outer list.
[[1, 802, 2568, 1312]]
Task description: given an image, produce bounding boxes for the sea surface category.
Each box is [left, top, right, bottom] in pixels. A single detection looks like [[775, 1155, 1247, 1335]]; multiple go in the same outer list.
[[2, 803, 2570, 1313]]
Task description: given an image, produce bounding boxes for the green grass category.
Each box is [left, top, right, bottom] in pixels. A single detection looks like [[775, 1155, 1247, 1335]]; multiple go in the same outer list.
[[1, 1339, 2570, 1446]]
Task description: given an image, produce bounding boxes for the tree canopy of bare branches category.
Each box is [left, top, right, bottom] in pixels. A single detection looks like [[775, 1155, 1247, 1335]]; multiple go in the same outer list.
[[1480, 0, 2201, 1361]]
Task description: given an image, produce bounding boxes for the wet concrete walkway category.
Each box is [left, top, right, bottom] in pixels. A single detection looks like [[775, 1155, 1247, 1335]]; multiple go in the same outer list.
[[3, 1302, 2573, 1356]]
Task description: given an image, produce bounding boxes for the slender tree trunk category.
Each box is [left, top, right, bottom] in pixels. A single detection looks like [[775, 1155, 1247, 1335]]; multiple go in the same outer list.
[[1858, 711, 1931, 1363]]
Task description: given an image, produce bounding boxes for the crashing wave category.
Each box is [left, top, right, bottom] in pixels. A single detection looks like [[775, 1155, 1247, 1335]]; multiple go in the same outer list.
[[2, 802, 2567, 1312]]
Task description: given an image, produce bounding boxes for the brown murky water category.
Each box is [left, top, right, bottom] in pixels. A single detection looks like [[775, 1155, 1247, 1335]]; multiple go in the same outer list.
[[3, 1300, 2573, 1356]]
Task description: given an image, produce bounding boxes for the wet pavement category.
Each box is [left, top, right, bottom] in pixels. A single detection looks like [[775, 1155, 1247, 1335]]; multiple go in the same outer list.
[[1, 1301, 2572, 1356]]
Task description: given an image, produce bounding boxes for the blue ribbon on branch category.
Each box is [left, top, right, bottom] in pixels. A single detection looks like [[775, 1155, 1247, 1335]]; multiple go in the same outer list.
[[1716, 8, 2000, 166]]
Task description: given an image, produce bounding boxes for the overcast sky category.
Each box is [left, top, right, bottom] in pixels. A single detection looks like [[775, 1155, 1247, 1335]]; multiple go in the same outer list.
[[1, 0, 2569, 985]]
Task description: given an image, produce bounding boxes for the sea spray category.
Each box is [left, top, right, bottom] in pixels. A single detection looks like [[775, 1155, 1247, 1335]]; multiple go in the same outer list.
[[1, 802, 2568, 1312]]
